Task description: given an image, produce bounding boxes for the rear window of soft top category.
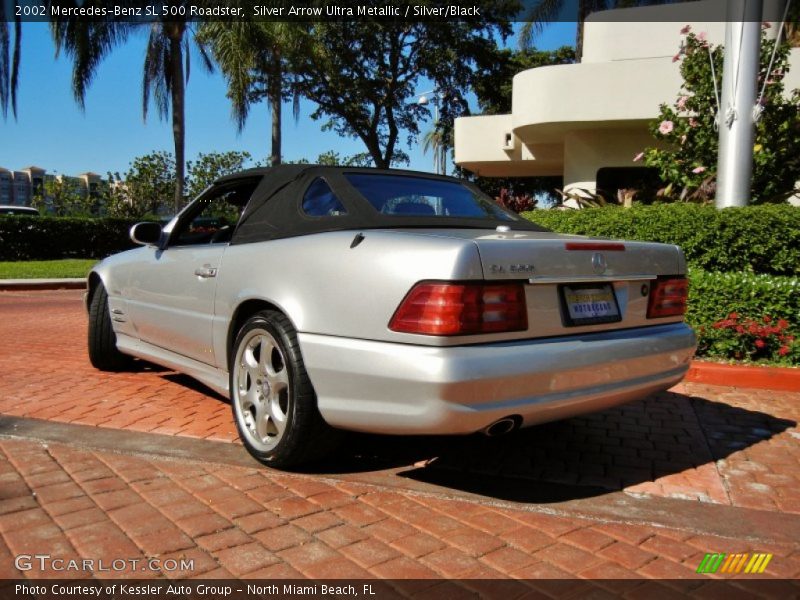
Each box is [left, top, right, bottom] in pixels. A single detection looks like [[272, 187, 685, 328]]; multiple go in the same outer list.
[[344, 173, 520, 221]]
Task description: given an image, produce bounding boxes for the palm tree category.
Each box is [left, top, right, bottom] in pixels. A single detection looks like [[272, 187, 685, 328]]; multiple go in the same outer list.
[[519, 0, 608, 60], [198, 22, 302, 166], [520, 0, 666, 60], [51, 12, 213, 212], [0, 4, 21, 119], [422, 127, 449, 175]]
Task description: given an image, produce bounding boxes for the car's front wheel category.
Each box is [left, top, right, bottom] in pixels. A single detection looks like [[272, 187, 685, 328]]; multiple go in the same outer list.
[[230, 310, 340, 468]]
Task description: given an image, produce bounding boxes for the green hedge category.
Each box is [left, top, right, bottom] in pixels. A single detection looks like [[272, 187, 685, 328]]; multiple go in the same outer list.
[[524, 204, 800, 275], [0, 216, 139, 261], [687, 269, 799, 364]]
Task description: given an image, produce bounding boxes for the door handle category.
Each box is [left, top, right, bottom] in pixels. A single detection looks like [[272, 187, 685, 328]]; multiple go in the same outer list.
[[194, 267, 217, 278]]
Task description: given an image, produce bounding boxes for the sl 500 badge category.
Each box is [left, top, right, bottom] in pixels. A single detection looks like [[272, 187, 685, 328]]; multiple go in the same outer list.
[[491, 264, 534, 274]]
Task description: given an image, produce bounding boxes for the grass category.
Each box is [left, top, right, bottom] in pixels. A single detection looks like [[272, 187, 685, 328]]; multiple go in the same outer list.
[[0, 259, 97, 279]]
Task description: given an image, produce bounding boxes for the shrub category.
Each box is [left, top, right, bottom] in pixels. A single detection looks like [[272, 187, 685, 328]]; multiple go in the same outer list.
[[0, 216, 139, 261], [687, 270, 800, 365], [640, 28, 800, 203], [524, 204, 800, 275]]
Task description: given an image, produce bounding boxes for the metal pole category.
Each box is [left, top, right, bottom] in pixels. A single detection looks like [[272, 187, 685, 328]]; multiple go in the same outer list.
[[434, 98, 442, 175], [715, 0, 763, 208]]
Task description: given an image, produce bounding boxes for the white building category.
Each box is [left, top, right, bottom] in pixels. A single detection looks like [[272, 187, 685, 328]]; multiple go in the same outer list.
[[454, 0, 800, 197]]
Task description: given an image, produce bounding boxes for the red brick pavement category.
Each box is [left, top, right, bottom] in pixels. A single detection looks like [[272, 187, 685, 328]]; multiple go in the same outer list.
[[0, 290, 238, 443], [2, 438, 799, 581], [1, 290, 799, 514]]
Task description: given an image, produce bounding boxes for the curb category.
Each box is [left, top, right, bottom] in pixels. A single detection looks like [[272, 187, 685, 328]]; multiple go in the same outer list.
[[685, 360, 800, 392], [0, 278, 86, 291]]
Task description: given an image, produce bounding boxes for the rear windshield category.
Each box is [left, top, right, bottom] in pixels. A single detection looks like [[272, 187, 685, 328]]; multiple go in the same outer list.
[[344, 173, 520, 222]]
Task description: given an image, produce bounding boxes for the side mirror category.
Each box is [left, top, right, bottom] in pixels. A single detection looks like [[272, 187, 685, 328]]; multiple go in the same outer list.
[[130, 222, 162, 246]]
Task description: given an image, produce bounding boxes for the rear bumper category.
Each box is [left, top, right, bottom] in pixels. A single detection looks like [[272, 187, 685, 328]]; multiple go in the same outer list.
[[298, 322, 696, 435]]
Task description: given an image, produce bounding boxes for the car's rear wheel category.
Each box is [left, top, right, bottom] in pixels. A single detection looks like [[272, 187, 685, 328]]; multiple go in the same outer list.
[[87, 284, 131, 371], [230, 310, 340, 468]]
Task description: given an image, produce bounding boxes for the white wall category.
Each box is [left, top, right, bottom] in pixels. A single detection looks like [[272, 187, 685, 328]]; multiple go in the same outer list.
[[454, 0, 800, 194]]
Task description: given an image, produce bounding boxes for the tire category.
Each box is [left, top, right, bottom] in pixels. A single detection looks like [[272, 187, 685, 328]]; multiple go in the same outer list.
[[230, 310, 341, 468], [88, 284, 131, 371]]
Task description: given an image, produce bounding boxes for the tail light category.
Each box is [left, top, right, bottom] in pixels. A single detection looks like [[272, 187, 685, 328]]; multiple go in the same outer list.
[[647, 276, 688, 318], [389, 282, 528, 335]]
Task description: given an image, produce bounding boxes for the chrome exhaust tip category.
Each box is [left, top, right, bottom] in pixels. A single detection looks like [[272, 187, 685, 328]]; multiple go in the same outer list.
[[483, 417, 519, 437]]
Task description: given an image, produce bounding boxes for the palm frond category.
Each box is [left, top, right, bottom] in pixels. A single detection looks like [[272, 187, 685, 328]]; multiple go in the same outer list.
[[193, 30, 214, 74], [519, 0, 564, 49], [142, 24, 170, 122], [197, 21, 261, 131], [184, 36, 190, 83], [10, 18, 19, 116], [0, 19, 8, 118], [1, 3, 21, 119], [50, 19, 130, 109]]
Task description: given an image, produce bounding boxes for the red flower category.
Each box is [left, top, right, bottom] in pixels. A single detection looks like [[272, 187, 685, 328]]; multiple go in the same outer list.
[[728, 312, 739, 320], [755, 339, 766, 349], [777, 319, 789, 329], [763, 315, 772, 323], [778, 346, 790, 356], [736, 326, 745, 334]]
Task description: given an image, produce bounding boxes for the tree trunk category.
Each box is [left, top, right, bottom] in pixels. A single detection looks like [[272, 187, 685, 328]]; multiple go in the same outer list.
[[362, 133, 387, 168], [575, 0, 595, 62], [575, 20, 584, 62], [269, 53, 282, 167], [169, 27, 186, 213]]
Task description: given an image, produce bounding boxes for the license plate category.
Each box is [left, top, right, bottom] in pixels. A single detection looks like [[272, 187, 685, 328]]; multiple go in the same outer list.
[[561, 283, 621, 326]]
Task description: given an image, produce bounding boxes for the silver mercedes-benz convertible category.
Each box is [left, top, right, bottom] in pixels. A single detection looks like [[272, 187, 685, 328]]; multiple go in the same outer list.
[[87, 165, 696, 467]]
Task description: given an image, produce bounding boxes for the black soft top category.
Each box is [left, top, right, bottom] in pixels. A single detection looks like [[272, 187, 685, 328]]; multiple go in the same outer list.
[[227, 165, 546, 245]]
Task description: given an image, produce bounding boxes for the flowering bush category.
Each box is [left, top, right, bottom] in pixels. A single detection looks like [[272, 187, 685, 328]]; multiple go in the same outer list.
[[687, 270, 800, 365], [495, 188, 537, 213], [638, 25, 800, 203], [698, 313, 798, 364]]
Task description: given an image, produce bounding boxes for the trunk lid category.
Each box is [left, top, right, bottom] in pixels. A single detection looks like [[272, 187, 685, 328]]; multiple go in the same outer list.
[[385, 228, 687, 341], [468, 230, 682, 281]]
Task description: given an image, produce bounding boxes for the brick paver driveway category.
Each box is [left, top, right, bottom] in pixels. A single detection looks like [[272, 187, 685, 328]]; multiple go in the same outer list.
[[1, 289, 799, 585]]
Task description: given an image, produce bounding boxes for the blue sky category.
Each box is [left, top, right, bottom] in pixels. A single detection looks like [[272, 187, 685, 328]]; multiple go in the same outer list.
[[0, 21, 576, 177]]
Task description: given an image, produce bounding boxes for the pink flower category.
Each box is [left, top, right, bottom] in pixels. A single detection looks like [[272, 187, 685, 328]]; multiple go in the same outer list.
[[680, 25, 691, 34], [689, 118, 699, 128], [633, 152, 644, 162], [692, 166, 706, 174], [672, 53, 681, 63], [762, 21, 771, 29], [659, 120, 674, 135], [677, 96, 689, 110], [698, 31, 708, 42]]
